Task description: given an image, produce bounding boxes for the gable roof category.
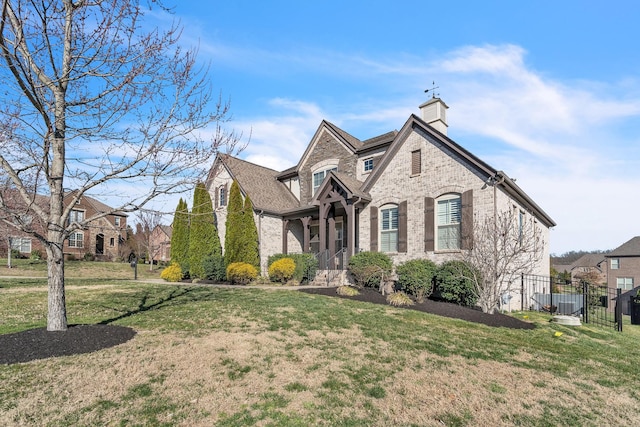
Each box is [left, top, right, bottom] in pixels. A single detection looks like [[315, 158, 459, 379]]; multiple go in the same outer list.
[[607, 236, 640, 257], [280, 121, 362, 179], [214, 154, 299, 214], [362, 114, 556, 228], [571, 253, 606, 268], [311, 171, 370, 205]]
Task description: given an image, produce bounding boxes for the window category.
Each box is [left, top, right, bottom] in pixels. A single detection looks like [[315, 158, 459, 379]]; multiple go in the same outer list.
[[219, 186, 227, 207], [312, 167, 337, 195], [115, 217, 121, 226], [10, 237, 31, 253], [309, 224, 320, 254], [380, 205, 399, 252], [611, 258, 619, 270], [68, 209, 84, 224], [616, 277, 634, 290], [411, 150, 421, 175], [68, 232, 84, 248], [437, 195, 461, 250], [518, 210, 525, 245], [110, 237, 115, 247], [364, 158, 374, 172]]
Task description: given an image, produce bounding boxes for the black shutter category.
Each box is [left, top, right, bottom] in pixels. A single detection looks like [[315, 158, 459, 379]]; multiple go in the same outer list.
[[424, 197, 434, 252], [461, 190, 473, 250], [398, 201, 408, 253], [370, 206, 378, 252]]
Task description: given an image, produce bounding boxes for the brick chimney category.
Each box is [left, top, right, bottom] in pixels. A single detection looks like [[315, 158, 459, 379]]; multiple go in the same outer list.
[[419, 97, 448, 135]]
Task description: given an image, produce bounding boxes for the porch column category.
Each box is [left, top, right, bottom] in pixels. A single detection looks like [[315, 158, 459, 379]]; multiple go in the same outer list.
[[319, 203, 330, 258], [282, 219, 289, 254], [301, 216, 312, 253], [328, 214, 336, 259], [348, 201, 357, 257]]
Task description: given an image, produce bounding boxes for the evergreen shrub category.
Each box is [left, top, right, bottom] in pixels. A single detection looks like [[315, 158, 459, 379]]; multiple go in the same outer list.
[[432, 260, 478, 307], [268, 257, 296, 283], [203, 254, 226, 281], [396, 259, 437, 303], [347, 251, 392, 288], [161, 263, 183, 282], [268, 253, 318, 284], [226, 262, 258, 285]]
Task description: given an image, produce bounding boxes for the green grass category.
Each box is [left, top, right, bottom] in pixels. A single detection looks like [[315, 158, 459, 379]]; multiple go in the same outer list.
[[1, 278, 640, 425]]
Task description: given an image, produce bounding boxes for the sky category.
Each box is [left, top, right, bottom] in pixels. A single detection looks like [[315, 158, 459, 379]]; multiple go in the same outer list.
[[152, 0, 640, 255]]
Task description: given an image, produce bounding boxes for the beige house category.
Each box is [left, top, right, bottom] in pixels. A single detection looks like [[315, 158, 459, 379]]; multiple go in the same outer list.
[[206, 97, 556, 287]]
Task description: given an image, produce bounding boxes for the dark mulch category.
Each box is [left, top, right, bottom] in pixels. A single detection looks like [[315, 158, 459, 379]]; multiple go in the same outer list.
[[299, 287, 535, 330], [0, 324, 136, 365]]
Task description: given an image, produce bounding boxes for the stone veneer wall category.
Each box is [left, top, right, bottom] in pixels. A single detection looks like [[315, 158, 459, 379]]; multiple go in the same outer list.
[[299, 130, 358, 205]]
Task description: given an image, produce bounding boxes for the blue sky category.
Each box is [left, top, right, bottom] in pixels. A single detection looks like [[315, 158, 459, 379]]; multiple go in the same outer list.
[[157, 1, 640, 255]]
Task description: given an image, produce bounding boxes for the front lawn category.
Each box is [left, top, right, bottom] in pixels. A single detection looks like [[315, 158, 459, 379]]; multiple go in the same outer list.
[[1, 280, 639, 426]]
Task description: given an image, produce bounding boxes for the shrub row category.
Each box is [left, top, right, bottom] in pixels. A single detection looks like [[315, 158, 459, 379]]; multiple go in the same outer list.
[[347, 251, 479, 308]]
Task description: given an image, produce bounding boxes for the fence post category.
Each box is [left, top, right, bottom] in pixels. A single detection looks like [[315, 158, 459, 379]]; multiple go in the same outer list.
[[582, 280, 589, 324], [550, 275, 553, 317], [616, 288, 623, 332], [520, 273, 524, 312]]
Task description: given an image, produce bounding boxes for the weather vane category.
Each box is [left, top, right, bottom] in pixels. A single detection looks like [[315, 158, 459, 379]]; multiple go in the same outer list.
[[424, 81, 439, 99]]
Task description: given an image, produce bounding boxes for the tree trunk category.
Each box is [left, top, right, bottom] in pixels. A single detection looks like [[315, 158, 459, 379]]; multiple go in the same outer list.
[[46, 240, 67, 331]]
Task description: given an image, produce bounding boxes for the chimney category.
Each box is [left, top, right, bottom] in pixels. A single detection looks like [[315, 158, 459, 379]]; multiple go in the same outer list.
[[419, 97, 449, 135]]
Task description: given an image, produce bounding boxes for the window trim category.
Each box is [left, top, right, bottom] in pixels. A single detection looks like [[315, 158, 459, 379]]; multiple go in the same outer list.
[[363, 158, 374, 173], [611, 258, 619, 270], [616, 277, 633, 290], [380, 204, 399, 253], [68, 231, 84, 248], [436, 194, 461, 251], [10, 237, 32, 253]]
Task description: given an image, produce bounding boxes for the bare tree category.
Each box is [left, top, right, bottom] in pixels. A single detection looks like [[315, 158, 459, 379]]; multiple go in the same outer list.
[[0, 1, 242, 331], [461, 210, 544, 314], [135, 209, 163, 271]]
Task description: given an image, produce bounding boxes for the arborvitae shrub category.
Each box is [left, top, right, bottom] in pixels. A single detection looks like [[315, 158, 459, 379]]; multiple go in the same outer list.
[[432, 260, 478, 307], [161, 263, 183, 282], [226, 262, 258, 285], [203, 254, 226, 281], [347, 251, 393, 288], [396, 259, 437, 303], [268, 257, 296, 283]]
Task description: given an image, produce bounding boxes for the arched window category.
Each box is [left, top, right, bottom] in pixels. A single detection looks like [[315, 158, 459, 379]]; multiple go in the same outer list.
[[437, 194, 461, 250], [380, 204, 399, 252]]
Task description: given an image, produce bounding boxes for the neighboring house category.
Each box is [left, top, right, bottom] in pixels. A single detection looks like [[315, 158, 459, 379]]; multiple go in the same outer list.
[[1, 190, 127, 261], [568, 254, 607, 284], [150, 224, 172, 262], [605, 236, 640, 293], [206, 97, 556, 282]]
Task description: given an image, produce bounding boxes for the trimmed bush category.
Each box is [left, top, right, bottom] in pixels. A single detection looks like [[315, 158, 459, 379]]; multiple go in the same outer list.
[[268, 253, 318, 284], [396, 259, 437, 303], [347, 251, 392, 288], [268, 257, 296, 283], [226, 262, 258, 285], [387, 291, 414, 307], [433, 260, 478, 307], [161, 263, 183, 282], [203, 254, 226, 281]]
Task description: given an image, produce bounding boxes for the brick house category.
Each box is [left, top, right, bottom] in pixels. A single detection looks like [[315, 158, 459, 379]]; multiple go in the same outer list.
[[206, 97, 556, 284], [1, 191, 127, 261], [150, 224, 172, 262], [605, 236, 640, 293]]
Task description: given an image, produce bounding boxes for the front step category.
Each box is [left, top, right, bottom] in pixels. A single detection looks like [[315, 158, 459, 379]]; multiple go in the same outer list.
[[311, 270, 348, 287]]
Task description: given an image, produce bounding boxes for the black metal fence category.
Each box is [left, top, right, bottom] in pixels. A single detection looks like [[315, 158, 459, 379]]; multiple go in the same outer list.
[[521, 274, 622, 331]]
